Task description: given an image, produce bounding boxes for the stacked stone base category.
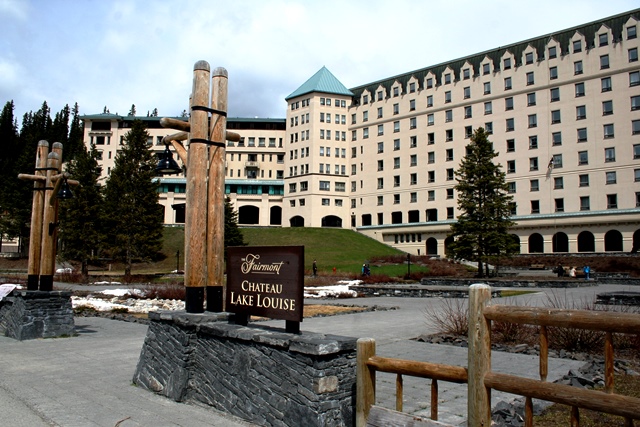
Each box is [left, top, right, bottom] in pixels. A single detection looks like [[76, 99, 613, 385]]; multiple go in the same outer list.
[[133, 311, 357, 427], [0, 290, 75, 340]]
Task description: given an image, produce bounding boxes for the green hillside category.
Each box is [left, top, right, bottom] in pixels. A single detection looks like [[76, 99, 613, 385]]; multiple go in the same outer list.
[[158, 226, 403, 275]]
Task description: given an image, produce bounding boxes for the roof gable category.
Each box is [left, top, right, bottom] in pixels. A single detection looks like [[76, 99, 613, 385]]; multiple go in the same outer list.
[[285, 66, 353, 100]]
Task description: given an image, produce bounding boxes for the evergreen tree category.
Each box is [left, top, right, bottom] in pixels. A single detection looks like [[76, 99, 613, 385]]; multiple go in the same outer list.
[[64, 103, 85, 162], [447, 127, 516, 277], [0, 101, 21, 249], [101, 120, 163, 276], [224, 196, 246, 256], [128, 104, 136, 116], [58, 143, 103, 276]]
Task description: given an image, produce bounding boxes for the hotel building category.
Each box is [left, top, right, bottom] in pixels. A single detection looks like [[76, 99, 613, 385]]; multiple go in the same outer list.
[[83, 9, 640, 255]]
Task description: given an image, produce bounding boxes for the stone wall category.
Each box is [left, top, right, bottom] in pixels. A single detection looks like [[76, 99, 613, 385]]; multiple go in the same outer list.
[[133, 311, 357, 427], [0, 290, 75, 340]]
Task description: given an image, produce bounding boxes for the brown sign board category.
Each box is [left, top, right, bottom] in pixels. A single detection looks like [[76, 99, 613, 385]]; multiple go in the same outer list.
[[226, 246, 304, 323]]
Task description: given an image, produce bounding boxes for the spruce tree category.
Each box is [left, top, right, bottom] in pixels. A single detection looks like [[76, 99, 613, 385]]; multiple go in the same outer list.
[[224, 196, 246, 256], [58, 143, 103, 276], [0, 101, 21, 249], [101, 120, 163, 276], [447, 127, 516, 277]]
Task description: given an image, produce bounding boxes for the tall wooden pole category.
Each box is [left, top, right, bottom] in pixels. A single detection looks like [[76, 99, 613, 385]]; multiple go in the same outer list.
[[206, 67, 227, 312], [184, 60, 210, 313], [26, 141, 50, 290], [468, 284, 492, 427], [39, 142, 63, 291]]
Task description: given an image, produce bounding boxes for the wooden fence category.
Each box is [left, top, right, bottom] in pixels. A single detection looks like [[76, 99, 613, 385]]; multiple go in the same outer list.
[[356, 284, 640, 427]]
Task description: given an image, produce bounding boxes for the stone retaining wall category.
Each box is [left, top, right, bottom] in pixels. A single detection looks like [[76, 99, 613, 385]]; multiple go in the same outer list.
[[0, 290, 75, 340], [133, 311, 357, 427]]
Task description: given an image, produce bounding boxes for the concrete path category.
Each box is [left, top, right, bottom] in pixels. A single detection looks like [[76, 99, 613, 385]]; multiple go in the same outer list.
[[1, 282, 635, 426]]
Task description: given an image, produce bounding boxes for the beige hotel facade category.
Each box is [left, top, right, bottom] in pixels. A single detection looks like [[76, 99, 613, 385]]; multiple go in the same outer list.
[[83, 9, 640, 256]]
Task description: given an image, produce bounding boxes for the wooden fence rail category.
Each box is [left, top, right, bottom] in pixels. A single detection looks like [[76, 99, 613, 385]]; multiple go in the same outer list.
[[356, 284, 640, 427]]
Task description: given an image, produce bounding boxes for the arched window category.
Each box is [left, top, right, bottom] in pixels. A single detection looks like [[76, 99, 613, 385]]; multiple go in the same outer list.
[[552, 232, 569, 253], [577, 231, 595, 252], [528, 233, 544, 253], [604, 230, 623, 252], [426, 238, 438, 255]]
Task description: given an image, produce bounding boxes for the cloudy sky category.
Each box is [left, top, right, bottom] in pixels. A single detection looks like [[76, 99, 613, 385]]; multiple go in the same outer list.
[[1, 0, 638, 124]]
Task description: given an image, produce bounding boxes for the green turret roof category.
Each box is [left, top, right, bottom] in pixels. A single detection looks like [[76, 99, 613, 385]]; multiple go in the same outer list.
[[285, 66, 353, 100]]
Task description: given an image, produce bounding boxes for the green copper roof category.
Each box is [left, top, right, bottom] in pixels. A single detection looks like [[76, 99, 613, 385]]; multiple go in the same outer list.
[[285, 66, 353, 100]]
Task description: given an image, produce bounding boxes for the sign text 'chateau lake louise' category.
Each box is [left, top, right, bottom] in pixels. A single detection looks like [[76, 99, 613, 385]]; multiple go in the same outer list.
[[226, 246, 304, 322]]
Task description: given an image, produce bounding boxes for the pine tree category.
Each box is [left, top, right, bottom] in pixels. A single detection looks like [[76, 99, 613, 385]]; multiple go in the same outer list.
[[0, 101, 21, 249], [58, 143, 103, 276], [101, 120, 163, 277], [447, 127, 516, 277], [224, 196, 246, 257], [128, 104, 136, 116], [64, 103, 85, 162]]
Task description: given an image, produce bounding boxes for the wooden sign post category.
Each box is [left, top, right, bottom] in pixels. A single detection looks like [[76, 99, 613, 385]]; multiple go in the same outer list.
[[160, 61, 236, 313]]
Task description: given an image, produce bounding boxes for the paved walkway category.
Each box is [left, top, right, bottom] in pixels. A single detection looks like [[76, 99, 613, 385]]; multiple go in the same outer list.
[[1, 282, 635, 426]]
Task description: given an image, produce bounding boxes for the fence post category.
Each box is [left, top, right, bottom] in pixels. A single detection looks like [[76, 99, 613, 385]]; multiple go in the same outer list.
[[468, 284, 492, 426], [356, 337, 376, 427]]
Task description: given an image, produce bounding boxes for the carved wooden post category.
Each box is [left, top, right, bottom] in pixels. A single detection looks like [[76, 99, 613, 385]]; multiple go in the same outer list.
[[468, 284, 492, 427], [206, 67, 228, 312], [39, 143, 63, 291], [26, 140, 50, 290], [356, 337, 376, 427], [184, 61, 211, 313]]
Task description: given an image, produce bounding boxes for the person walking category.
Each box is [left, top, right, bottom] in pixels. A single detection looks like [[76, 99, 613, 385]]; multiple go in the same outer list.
[[312, 260, 317, 277]]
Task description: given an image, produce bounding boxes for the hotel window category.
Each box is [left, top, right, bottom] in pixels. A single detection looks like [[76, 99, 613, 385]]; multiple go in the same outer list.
[[636, 169, 640, 182], [601, 77, 612, 92], [319, 181, 330, 191], [526, 72, 534, 85], [505, 97, 514, 110], [377, 196, 383, 206], [506, 118, 515, 131], [531, 200, 540, 214], [428, 151, 435, 163], [410, 173, 417, 185], [351, 130, 357, 141], [574, 60, 583, 75], [446, 129, 454, 141], [507, 160, 516, 173], [553, 154, 563, 168], [300, 181, 308, 191], [530, 179, 539, 192], [464, 106, 472, 119], [525, 52, 534, 64], [580, 196, 590, 211], [550, 87, 560, 102], [427, 95, 433, 107], [428, 133, 435, 144], [410, 154, 417, 166], [632, 96, 640, 111], [447, 207, 454, 219], [465, 126, 472, 138], [447, 188, 454, 199], [578, 150, 589, 165], [549, 46, 557, 58], [446, 168, 454, 181], [464, 87, 470, 99], [484, 82, 491, 94], [577, 128, 587, 142], [528, 114, 537, 128], [576, 105, 586, 120], [445, 110, 453, 122], [555, 198, 564, 213], [394, 121, 400, 132], [362, 111, 368, 122], [411, 192, 418, 203], [529, 135, 538, 149], [507, 139, 515, 152], [602, 101, 613, 116], [552, 132, 562, 146], [630, 71, 640, 86], [527, 92, 536, 106], [410, 136, 417, 148], [351, 113, 356, 124], [409, 82, 416, 93], [605, 147, 616, 162], [551, 110, 561, 124], [634, 120, 640, 135], [289, 183, 297, 193], [377, 91, 383, 101], [606, 171, 617, 184], [573, 39, 582, 53], [394, 139, 400, 150], [410, 99, 416, 111], [363, 128, 369, 139], [319, 130, 324, 139], [378, 124, 384, 136], [427, 190, 435, 201], [485, 122, 493, 134], [554, 177, 563, 189], [393, 87, 399, 97], [446, 148, 454, 161], [393, 176, 400, 187], [426, 78, 433, 88], [377, 160, 383, 171], [629, 48, 639, 62], [482, 63, 490, 75], [508, 182, 516, 193], [549, 66, 558, 80], [603, 124, 614, 139], [484, 101, 492, 115], [428, 171, 435, 182], [445, 91, 452, 103], [503, 57, 511, 69], [579, 174, 589, 187], [463, 68, 471, 79], [504, 77, 512, 90], [600, 54, 610, 69], [509, 202, 517, 215], [599, 33, 608, 46], [377, 178, 384, 189], [635, 144, 640, 159], [529, 157, 538, 171], [628, 25, 637, 39], [377, 142, 384, 153], [607, 194, 618, 209], [444, 73, 451, 84], [321, 198, 330, 206], [393, 103, 399, 115], [409, 117, 417, 129], [427, 114, 434, 126]]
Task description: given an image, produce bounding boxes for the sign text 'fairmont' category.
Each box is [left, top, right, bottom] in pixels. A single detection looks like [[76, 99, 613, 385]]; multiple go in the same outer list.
[[226, 246, 304, 323]]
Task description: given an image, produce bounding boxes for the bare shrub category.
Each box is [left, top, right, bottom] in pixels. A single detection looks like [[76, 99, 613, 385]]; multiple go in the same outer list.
[[54, 270, 85, 283], [544, 291, 605, 352], [424, 298, 469, 336], [137, 282, 185, 300]]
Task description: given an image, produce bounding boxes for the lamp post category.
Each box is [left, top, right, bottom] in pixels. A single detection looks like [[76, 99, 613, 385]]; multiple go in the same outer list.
[[18, 141, 76, 291]]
